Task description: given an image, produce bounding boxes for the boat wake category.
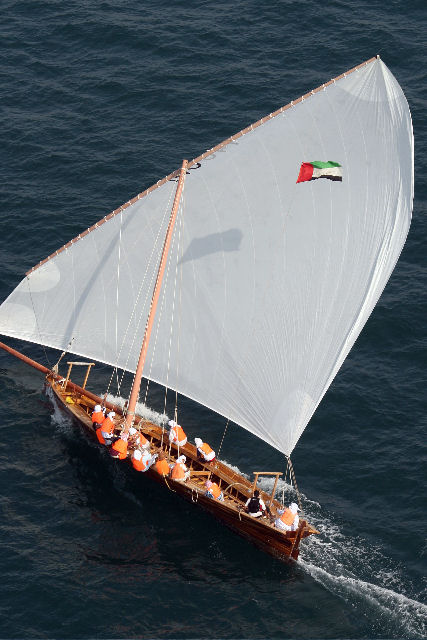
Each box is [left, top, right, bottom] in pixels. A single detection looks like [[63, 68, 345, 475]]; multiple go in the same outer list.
[[47, 386, 77, 434], [302, 559, 426, 639], [300, 505, 426, 639], [230, 470, 426, 638]]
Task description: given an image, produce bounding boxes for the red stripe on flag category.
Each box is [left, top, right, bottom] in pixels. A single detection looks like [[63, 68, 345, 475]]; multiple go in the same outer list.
[[296, 162, 314, 183]]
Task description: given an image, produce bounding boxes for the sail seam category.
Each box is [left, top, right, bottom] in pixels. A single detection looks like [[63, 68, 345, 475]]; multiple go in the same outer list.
[[26, 56, 377, 276]]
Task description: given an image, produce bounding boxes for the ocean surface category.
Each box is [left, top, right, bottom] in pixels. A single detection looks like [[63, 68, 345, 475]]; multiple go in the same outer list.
[[1, 1, 426, 638]]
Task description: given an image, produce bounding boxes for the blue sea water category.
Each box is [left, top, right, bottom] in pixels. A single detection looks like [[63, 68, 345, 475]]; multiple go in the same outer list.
[[1, 1, 426, 638]]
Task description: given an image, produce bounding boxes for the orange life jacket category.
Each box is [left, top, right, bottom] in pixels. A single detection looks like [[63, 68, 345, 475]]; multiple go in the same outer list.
[[200, 442, 214, 458], [96, 428, 106, 445], [111, 438, 128, 460], [154, 459, 170, 475], [209, 482, 221, 499], [132, 456, 144, 472], [171, 462, 185, 479], [101, 416, 115, 434], [135, 432, 148, 447], [280, 508, 295, 526], [171, 425, 187, 444], [92, 410, 104, 424]]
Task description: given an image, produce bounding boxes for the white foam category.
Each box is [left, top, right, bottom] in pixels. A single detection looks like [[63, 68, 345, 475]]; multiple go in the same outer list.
[[301, 560, 427, 638], [106, 393, 169, 426], [226, 461, 426, 637], [46, 385, 75, 434], [298, 504, 427, 638]]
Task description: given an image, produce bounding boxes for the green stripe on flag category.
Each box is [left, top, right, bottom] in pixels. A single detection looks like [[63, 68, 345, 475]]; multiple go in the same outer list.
[[310, 161, 341, 169]]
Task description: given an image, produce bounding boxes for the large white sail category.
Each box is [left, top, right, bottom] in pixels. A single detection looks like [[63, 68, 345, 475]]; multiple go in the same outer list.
[[0, 58, 413, 456]]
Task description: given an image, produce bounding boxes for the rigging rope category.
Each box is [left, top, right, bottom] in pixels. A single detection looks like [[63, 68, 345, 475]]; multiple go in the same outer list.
[[216, 418, 230, 459], [286, 456, 304, 515], [52, 337, 75, 373], [159, 191, 185, 426], [26, 278, 52, 369], [172, 188, 186, 428], [104, 185, 175, 401], [114, 211, 124, 396], [139, 198, 181, 445], [163, 474, 176, 493], [139, 186, 185, 423]]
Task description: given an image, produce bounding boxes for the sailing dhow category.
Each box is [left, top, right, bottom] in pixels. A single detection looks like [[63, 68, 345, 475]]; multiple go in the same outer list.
[[0, 56, 413, 561]]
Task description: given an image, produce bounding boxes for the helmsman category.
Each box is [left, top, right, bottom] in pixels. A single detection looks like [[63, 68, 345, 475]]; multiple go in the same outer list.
[[274, 502, 300, 532]]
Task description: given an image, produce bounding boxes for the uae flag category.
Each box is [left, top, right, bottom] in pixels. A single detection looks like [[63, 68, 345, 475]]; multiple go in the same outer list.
[[297, 161, 342, 183]]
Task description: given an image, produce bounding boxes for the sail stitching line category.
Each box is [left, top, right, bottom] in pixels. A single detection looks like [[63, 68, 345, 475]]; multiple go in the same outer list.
[[306, 64, 379, 420], [104, 186, 175, 399], [296, 88, 329, 444], [203, 146, 260, 448], [138, 189, 185, 440], [138, 197, 179, 428], [315, 74, 355, 390], [26, 278, 52, 368], [117, 219, 170, 394], [114, 211, 124, 394], [173, 186, 186, 423], [161, 194, 185, 423], [106, 243, 158, 400], [318, 64, 388, 399], [120, 188, 176, 394], [26, 57, 378, 276], [192, 165, 227, 392], [142, 241, 175, 415], [69, 235, 78, 364], [256, 116, 299, 430], [90, 218, 109, 363], [139, 195, 181, 404]]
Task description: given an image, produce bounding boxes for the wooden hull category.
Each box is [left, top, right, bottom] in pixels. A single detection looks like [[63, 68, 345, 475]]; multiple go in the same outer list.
[[46, 375, 318, 562]]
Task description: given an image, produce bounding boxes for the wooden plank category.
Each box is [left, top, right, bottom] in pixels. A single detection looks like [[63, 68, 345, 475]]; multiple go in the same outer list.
[[252, 471, 283, 476], [269, 473, 281, 508]]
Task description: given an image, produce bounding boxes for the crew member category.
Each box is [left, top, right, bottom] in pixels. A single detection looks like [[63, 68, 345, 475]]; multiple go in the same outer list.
[[170, 455, 190, 481], [97, 411, 116, 445], [168, 420, 187, 447], [132, 448, 157, 472], [91, 404, 105, 427], [129, 426, 149, 450], [245, 489, 268, 518], [110, 435, 128, 460], [194, 438, 215, 462], [274, 502, 300, 532], [205, 480, 224, 501], [154, 451, 171, 475]]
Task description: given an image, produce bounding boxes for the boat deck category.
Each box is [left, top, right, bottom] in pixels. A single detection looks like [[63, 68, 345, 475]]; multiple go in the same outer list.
[[48, 374, 318, 561]]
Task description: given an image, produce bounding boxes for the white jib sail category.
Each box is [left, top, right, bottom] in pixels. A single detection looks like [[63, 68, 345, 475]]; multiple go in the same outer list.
[[0, 58, 413, 456]]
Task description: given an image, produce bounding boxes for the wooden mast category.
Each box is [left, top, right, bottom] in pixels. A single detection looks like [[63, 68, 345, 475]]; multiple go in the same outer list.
[[123, 159, 188, 433]]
